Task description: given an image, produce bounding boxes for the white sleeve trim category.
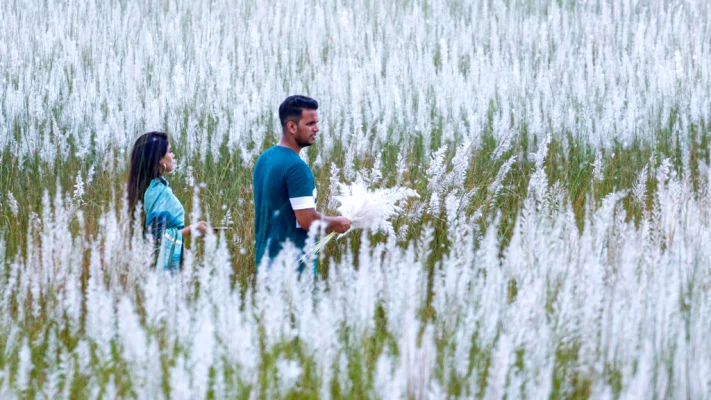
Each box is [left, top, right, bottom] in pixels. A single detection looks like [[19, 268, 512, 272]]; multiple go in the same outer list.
[[290, 196, 316, 210]]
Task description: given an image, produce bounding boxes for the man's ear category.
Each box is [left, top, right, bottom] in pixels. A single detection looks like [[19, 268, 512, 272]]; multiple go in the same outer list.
[[286, 120, 297, 134]]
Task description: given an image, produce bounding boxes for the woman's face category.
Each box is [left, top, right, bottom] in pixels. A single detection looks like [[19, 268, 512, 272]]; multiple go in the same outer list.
[[159, 142, 175, 173]]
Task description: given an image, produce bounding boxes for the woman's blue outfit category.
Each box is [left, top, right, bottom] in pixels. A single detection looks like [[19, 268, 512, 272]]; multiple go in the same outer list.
[[144, 177, 185, 270]]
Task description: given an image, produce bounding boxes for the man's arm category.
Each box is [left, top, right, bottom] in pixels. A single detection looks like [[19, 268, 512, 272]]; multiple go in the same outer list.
[[294, 209, 351, 234], [285, 162, 350, 234]]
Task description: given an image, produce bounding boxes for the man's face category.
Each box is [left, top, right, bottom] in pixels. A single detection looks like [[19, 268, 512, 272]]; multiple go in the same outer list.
[[289, 109, 319, 148]]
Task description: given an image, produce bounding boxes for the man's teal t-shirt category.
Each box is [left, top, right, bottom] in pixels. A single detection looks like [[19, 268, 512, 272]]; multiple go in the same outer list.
[[253, 146, 317, 266]]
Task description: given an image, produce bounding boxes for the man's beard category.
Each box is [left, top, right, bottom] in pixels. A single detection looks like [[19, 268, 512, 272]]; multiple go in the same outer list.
[[296, 131, 314, 147]]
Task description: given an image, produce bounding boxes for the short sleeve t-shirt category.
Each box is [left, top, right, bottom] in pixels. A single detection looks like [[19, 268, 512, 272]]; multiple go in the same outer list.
[[253, 146, 317, 265]]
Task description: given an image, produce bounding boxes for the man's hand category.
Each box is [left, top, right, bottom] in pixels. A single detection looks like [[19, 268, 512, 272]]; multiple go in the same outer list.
[[328, 217, 351, 234], [294, 209, 351, 234]]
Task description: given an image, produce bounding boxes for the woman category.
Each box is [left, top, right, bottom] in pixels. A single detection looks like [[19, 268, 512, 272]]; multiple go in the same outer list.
[[127, 131, 208, 270]]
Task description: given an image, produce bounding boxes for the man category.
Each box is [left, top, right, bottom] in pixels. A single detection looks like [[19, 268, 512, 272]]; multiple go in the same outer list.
[[253, 95, 351, 268]]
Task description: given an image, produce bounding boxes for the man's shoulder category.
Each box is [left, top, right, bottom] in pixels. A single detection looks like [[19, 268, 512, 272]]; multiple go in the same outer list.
[[257, 146, 308, 169], [255, 146, 275, 163]]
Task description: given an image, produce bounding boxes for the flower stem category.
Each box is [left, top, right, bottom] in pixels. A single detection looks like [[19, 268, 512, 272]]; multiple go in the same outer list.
[[299, 232, 337, 263]]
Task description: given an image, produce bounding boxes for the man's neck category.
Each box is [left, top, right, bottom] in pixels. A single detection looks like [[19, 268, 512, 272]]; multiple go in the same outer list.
[[277, 137, 302, 154]]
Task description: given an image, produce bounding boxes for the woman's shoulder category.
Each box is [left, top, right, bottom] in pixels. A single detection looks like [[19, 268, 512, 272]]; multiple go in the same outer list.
[[149, 176, 169, 187], [144, 177, 170, 204], [146, 177, 169, 192]]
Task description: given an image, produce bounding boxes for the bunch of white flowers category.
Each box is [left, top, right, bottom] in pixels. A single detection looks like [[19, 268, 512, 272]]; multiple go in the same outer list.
[[303, 179, 418, 261], [333, 179, 419, 233]]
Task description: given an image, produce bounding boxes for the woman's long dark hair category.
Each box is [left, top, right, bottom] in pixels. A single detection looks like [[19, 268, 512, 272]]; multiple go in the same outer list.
[[127, 132, 169, 225]]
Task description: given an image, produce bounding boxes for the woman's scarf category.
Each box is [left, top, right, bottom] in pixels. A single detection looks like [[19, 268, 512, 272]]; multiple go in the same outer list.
[[144, 177, 185, 270]]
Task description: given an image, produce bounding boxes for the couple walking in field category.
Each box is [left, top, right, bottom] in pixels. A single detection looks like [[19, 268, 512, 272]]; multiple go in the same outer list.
[[127, 95, 351, 271]]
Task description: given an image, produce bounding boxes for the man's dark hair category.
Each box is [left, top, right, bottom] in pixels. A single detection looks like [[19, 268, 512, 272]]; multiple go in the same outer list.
[[279, 95, 318, 128]]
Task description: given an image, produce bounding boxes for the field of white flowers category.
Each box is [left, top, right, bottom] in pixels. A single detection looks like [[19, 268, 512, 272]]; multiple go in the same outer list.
[[1, 0, 711, 398]]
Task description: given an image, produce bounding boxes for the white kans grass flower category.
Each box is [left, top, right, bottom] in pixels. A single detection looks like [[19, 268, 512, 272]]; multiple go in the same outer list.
[[426, 146, 448, 194], [86, 163, 96, 185], [488, 156, 516, 206], [276, 358, 302, 396], [396, 150, 408, 185], [72, 174, 85, 206], [15, 338, 32, 394], [633, 164, 649, 206], [428, 192, 441, 216], [185, 165, 195, 188], [592, 150, 604, 182], [7, 192, 18, 217], [220, 208, 233, 227], [190, 314, 215, 399]]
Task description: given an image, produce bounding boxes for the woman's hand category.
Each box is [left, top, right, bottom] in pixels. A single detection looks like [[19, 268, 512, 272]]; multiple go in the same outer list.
[[193, 221, 209, 236], [181, 221, 210, 237]]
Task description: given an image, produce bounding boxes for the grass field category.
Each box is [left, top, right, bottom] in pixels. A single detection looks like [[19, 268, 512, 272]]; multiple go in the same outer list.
[[1, 0, 711, 398]]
